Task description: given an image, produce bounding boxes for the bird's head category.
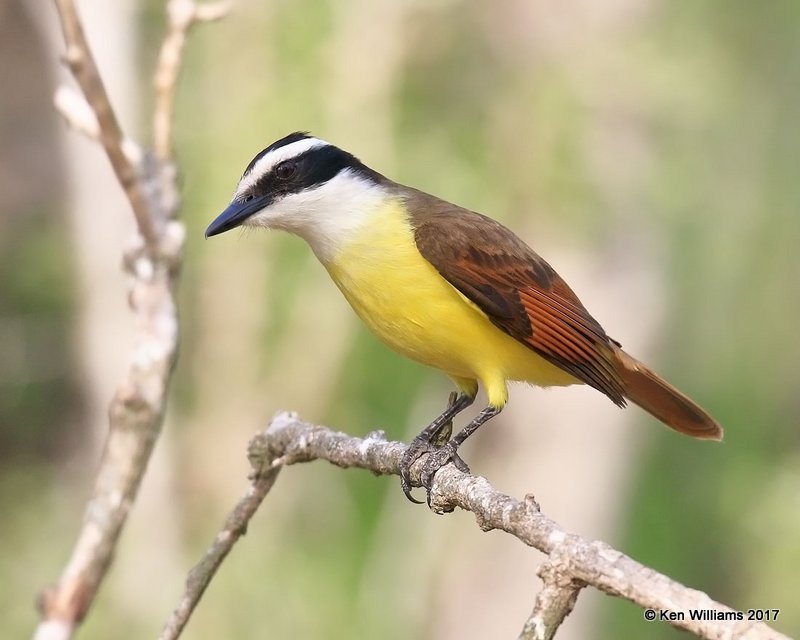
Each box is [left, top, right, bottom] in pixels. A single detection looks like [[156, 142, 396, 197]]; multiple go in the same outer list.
[[205, 132, 388, 261]]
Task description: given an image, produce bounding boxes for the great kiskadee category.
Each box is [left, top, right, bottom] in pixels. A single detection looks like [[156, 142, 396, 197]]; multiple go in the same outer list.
[[206, 132, 722, 504]]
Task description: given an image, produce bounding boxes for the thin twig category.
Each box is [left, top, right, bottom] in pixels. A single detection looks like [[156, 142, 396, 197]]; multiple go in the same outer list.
[[153, 0, 230, 161], [162, 412, 791, 640], [158, 436, 284, 640], [54, 86, 143, 164], [53, 0, 157, 245]]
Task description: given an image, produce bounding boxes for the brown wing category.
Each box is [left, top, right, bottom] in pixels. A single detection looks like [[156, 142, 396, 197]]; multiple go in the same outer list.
[[405, 189, 627, 406]]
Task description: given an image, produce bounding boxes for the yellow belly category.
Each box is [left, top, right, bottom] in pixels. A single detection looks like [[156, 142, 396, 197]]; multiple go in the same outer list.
[[323, 200, 576, 407]]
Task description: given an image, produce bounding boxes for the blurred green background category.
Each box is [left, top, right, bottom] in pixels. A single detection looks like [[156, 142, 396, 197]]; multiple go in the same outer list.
[[2, 0, 798, 638]]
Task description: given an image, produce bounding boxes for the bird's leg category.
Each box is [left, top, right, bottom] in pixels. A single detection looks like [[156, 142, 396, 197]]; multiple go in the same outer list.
[[429, 392, 459, 445], [400, 392, 475, 503], [419, 405, 502, 507]]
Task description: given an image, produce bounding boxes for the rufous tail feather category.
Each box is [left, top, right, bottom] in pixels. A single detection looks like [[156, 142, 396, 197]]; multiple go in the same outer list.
[[614, 348, 723, 440]]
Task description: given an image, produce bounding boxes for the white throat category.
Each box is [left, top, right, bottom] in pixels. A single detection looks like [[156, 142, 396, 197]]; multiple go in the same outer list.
[[244, 169, 388, 264]]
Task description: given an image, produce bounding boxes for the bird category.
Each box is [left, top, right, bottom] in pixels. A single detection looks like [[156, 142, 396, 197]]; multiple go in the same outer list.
[[206, 131, 723, 504]]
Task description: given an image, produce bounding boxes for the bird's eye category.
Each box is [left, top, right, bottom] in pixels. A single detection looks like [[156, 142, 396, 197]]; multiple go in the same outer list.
[[275, 160, 297, 180]]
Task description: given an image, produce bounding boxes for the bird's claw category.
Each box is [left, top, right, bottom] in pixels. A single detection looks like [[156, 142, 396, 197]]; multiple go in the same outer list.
[[419, 443, 470, 507], [400, 435, 434, 504], [400, 437, 470, 507]]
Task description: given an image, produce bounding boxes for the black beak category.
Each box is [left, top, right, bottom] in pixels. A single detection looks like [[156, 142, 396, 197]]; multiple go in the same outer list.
[[205, 196, 269, 238]]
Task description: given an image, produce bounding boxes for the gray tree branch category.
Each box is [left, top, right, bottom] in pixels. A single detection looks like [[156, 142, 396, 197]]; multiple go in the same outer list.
[[163, 412, 791, 640], [519, 552, 583, 640], [34, 2, 227, 639]]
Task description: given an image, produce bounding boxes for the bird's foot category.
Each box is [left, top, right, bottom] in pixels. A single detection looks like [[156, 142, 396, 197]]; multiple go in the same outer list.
[[400, 435, 437, 504], [400, 436, 470, 506], [419, 442, 470, 507]]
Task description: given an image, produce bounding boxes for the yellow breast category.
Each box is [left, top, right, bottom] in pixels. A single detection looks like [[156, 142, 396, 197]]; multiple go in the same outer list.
[[323, 198, 575, 406]]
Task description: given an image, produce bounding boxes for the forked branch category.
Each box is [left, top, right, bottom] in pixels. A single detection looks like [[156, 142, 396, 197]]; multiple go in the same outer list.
[[53, 0, 157, 244], [35, 2, 228, 639], [162, 412, 791, 640]]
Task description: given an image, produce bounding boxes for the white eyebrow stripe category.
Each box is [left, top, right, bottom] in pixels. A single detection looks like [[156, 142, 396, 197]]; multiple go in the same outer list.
[[233, 137, 329, 201]]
